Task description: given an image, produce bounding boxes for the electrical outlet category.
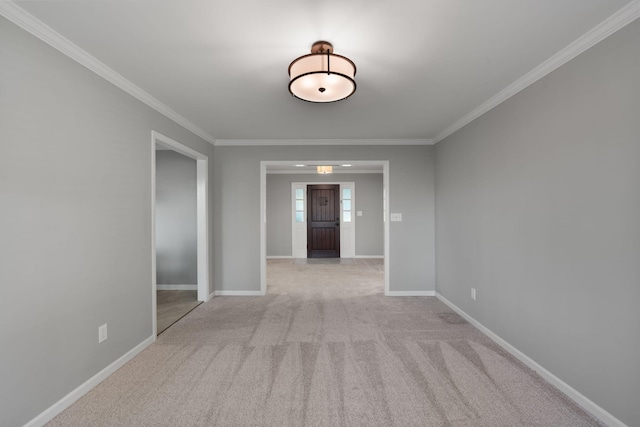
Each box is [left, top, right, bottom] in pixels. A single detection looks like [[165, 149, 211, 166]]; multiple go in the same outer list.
[[390, 213, 403, 222], [471, 288, 477, 301], [98, 323, 108, 343]]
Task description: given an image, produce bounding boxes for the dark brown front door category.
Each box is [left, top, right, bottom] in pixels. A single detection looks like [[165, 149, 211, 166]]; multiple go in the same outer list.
[[307, 184, 340, 258]]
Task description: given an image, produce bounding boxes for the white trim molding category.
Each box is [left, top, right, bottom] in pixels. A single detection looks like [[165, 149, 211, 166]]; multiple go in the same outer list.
[[387, 291, 436, 297], [268, 169, 382, 175], [355, 255, 384, 259], [262, 160, 390, 296], [435, 292, 628, 427], [215, 139, 433, 146], [151, 131, 211, 340], [0, 2, 216, 145], [24, 335, 155, 427], [434, 0, 640, 144]]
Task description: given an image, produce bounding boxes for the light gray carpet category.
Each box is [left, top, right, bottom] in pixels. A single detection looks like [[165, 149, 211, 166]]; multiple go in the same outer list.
[[48, 259, 603, 426]]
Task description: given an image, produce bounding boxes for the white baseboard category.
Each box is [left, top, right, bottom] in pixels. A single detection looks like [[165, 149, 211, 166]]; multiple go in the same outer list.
[[355, 255, 384, 259], [386, 291, 436, 297], [214, 290, 264, 296], [435, 292, 627, 427], [25, 335, 155, 427], [266, 256, 294, 259], [208, 291, 216, 300], [156, 284, 197, 290]]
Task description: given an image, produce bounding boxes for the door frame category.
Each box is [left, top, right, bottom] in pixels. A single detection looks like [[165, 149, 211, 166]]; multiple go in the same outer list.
[[151, 131, 210, 338], [292, 182, 356, 258], [261, 160, 390, 295]]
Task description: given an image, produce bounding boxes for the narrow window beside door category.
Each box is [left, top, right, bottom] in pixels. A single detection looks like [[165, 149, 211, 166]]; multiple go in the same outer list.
[[295, 188, 305, 222], [342, 187, 352, 222]]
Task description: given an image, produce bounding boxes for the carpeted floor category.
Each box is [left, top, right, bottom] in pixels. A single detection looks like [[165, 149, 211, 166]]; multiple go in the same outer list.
[[47, 259, 604, 426]]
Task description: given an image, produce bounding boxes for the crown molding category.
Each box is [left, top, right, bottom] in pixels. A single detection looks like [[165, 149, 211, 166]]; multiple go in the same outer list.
[[5, 0, 638, 148], [214, 139, 434, 146], [0, 2, 216, 145], [433, 0, 640, 144]]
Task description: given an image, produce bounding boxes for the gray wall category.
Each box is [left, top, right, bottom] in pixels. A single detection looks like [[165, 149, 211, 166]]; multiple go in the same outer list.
[[267, 173, 384, 257], [0, 17, 214, 426], [213, 145, 435, 293], [435, 20, 640, 426], [156, 150, 198, 284]]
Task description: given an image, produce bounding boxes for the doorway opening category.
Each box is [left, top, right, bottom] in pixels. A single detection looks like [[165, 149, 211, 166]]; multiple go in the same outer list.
[[260, 160, 390, 295], [291, 182, 356, 258], [151, 131, 210, 337]]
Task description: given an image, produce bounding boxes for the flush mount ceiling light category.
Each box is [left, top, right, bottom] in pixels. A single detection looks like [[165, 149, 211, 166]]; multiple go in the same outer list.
[[288, 41, 356, 103], [317, 165, 333, 174]]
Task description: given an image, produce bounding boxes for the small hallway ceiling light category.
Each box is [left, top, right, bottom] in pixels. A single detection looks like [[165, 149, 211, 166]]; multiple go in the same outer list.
[[288, 41, 356, 103], [317, 165, 333, 174]]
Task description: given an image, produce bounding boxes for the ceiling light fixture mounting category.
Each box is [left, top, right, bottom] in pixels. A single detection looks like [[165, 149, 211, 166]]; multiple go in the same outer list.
[[288, 41, 356, 103]]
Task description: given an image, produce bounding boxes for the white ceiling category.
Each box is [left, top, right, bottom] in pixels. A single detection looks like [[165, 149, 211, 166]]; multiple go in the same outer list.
[[267, 163, 383, 174], [8, 0, 636, 143]]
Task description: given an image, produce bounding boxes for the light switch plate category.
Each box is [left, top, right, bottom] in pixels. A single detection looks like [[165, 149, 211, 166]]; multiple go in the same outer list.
[[390, 213, 402, 222], [98, 323, 108, 343], [357, 211, 363, 216]]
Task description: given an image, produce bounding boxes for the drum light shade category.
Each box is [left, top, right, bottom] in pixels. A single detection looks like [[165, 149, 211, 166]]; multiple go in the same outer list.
[[289, 41, 356, 103]]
